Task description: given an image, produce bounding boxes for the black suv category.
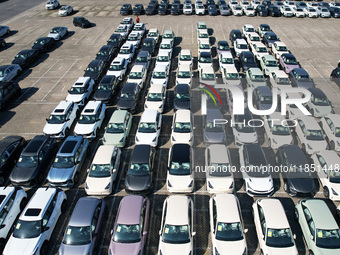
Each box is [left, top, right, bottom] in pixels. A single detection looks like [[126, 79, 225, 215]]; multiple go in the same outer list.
[[0, 81, 21, 109], [73, 17, 91, 28], [93, 75, 118, 103], [120, 4, 132, 15], [95, 45, 116, 65], [83, 60, 105, 83]]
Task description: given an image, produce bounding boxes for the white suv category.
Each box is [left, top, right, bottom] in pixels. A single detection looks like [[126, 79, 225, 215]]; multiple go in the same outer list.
[[135, 110, 162, 147], [107, 57, 128, 81], [66, 77, 94, 106], [43, 101, 79, 138], [151, 64, 169, 88], [3, 188, 67, 255], [126, 65, 147, 89]]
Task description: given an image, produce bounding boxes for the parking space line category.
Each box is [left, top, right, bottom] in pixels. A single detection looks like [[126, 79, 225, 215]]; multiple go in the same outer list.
[[308, 61, 325, 79], [75, 30, 91, 45], [192, 23, 194, 44], [219, 22, 226, 41], [308, 30, 327, 47], [293, 29, 311, 48], [90, 24, 109, 45]]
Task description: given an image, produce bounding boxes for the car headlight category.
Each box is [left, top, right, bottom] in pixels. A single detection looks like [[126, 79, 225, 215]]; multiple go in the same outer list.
[[307, 144, 312, 150], [85, 182, 89, 189], [105, 183, 111, 190], [168, 180, 172, 187], [188, 180, 193, 187], [332, 188, 339, 196]]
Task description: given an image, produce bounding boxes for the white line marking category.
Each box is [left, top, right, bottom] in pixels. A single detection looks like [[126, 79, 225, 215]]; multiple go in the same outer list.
[[75, 29, 91, 45], [219, 22, 226, 41]]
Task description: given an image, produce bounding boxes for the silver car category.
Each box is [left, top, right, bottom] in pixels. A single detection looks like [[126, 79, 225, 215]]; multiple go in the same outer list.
[[0, 26, 10, 37], [0, 65, 22, 82], [203, 108, 226, 145]]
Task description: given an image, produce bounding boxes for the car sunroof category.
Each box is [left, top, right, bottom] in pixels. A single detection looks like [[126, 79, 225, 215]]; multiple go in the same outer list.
[[25, 208, 42, 217]]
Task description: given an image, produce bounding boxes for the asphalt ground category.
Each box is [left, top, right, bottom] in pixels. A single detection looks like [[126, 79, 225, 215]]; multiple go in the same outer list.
[[0, 0, 340, 254]]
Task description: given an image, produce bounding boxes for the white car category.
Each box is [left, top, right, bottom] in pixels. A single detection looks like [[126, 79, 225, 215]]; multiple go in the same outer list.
[[232, 109, 258, 145], [200, 66, 216, 87], [311, 150, 340, 200], [126, 32, 142, 48], [218, 52, 235, 72], [205, 145, 234, 193], [0, 187, 27, 244], [66, 77, 94, 106], [317, 6, 331, 17], [304, 7, 319, 17], [183, 3, 193, 14], [171, 109, 194, 145], [250, 42, 269, 61], [178, 49, 193, 68], [47, 26, 68, 41], [292, 7, 306, 17], [306, 2, 319, 8], [251, 0, 261, 8], [240, 0, 250, 8], [295, 116, 328, 154], [144, 84, 167, 113], [198, 51, 213, 70], [239, 144, 274, 196], [117, 43, 135, 63], [286, 92, 305, 119], [167, 144, 194, 193], [320, 114, 340, 151], [151, 64, 169, 87], [176, 65, 192, 86], [158, 196, 195, 255], [234, 39, 249, 57], [284, 0, 295, 7], [242, 24, 255, 37], [259, 54, 279, 76], [120, 17, 134, 32], [43, 101, 79, 138], [281, 5, 294, 16], [271, 41, 289, 59], [197, 29, 209, 43], [269, 70, 291, 91], [135, 110, 162, 147], [45, 0, 59, 10], [243, 6, 256, 16], [246, 32, 261, 46], [231, 5, 243, 15], [159, 39, 174, 59], [58, 5, 73, 16], [195, 3, 205, 14], [229, 0, 239, 8], [126, 65, 147, 89], [198, 38, 211, 55], [209, 194, 247, 255], [107, 57, 128, 81], [132, 23, 146, 37], [222, 66, 241, 86], [0, 26, 10, 37], [196, 21, 207, 33], [3, 188, 67, 255], [252, 199, 298, 255], [156, 51, 171, 75], [84, 145, 121, 195], [74, 101, 106, 139], [147, 28, 160, 44], [263, 112, 293, 149], [330, 1, 340, 7], [114, 25, 129, 40]]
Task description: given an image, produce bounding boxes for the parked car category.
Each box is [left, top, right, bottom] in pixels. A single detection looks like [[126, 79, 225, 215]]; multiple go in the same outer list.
[[83, 60, 106, 83], [66, 77, 94, 106], [47, 26, 68, 40], [262, 31, 279, 47], [135, 110, 162, 147], [120, 4, 132, 15], [147, 28, 160, 44], [11, 49, 39, 69], [145, 3, 158, 15], [331, 67, 340, 87], [219, 52, 234, 71], [171, 109, 194, 145], [232, 108, 258, 145], [289, 68, 315, 89], [234, 39, 249, 57], [135, 51, 152, 70], [0, 26, 10, 37], [267, 4, 281, 16], [58, 5, 73, 16], [0, 65, 22, 82], [106, 34, 123, 49], [229, 29, 243, 43], [272, 41, 289, 60], [0, 81, 21, 109], [306, 88, 333, 117], [144, 84, 167, 113], [279, 53, 300, 74], [133, 3, 145, 15], [107, 57, 128, 81], [151, 64, 169, 87], [114, 25, 129, 40], [45, 0, 60, 10], [252, 86, 274, 111], [259, 54, 279, 76], [239, 51, 257, 72], [320, 114, 340, 151], [120, 17, 134, 31], [93, 75, 118, 103], [0, 38, 5, 48], [250, 42, 268, 61], [269, 70, 291, 91], [246, 68, 266, 88], [292, 6, 306, 17], [174, 83, 191, 110], [220, 4, 232, 15], [31, 37, 55, 54], [264, 112, 293, 148], [117, 83, 141, 113], [222, 66, 241, 86], [95, 45, 116, 65], [127, 65, 148, 89], [141, 38, 157, 56], [203, 108, 226, 144], [256, 4, 269, 15], [257, 24, 271, 37]]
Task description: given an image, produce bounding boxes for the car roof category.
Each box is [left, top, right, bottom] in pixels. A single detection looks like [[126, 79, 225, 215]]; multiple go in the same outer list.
[[220, 52, 233, 58], [199, 38, 210, 45], [154, 64, 167, 72], [53, 101, 72, 115], [282, 53, 295, 59], [157, 51, 169, 57], [202, 66, 214, 74], [69, 197, 100, 227], [59, 136, 82, 155], [129, 32, 140, 37], [175, 109, 191, 122], [175, 83, 190, 93], [257, 199, 290, 228], [255, 86, 272, 95], [131, 145, 152, 164], [22, 135, 48, 155], [264, 31, 276, 36], [244, 24, 254, 28], [92, 145, 115, 165], [109, 110, 128, 123], [116, 195, 144, 225], [99, 45, 112, 51], [262, 54, 276, 61], [178, 65, 191, 72], [148, 28, 158, 33], [236, 38, 247, 44], [326, 114, 340, 127], [271, 70, 288, 78], [274, 41, 286, 46], [244, 144, 267, 164], [164, 29, 174, 34], [0, 136, 23, 154], [140, 109, 158, 122], [208, 144, 230, 164], [137, 51, 149, 57], [111, 57, 124, 65], [281, 145, 307, 165], [122, 82, 138, 93], [130, 65, 144, 72], [180, 49, 191, 55], [165, 195, 190, 225], [240, 51, 254, 58], [299, 116, 321, 129], [214, 194, 240, 222], [144, 37, 154, 43], [206, 108, 222, 121], [224, 66, 238, 73], [100, 75, 115, 84], [148, 83, 164, 93], [308, 88, 327, 98], [316, 150, 340, 165], [73, 77, 90, 87], [87, 60, 102, 67], [161, 38, 173, 44], [81, 100, 101, 114], [248, 67, 263, 75], [171, 143, 190, 163]]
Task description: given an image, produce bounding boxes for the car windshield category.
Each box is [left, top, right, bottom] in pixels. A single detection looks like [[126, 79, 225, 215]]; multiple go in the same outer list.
[[178, 71, 191, 78], [215, 222, 243, 241], [208, 5, 216, 9], [69, 86, 85, 94], [309, 8, 316, 12], [206, 122, 224, 132], [251, 74, 265, 81], [50, 28, 60, 33], [157, 56, 169, 62], [199, 56, 212, 63], [330, 171, 340, 183], [162, 225, 190, 244], [316, 229, 340, 249], [163, 33, 174, 39], [284, 57, 298, 65], [15, 53, 27, 59], [297, 75, 311, 82], [225, 73, 239, 80], [160, 44, 171, 49], [113, 224, 141, 243], [48, 114, 66, 124], [106, 123, 125, 133], [34, 39, 47, 45], [184, 4, 192, 8], [129, 72, 142, 79], [199, 33, 208, 38], [258, 6, 266, 10], [89, 164, 111, 178], [120, 92, 135, 100], [78, 114, 96, 124], [153, 71, 166, 79], [138, 122, 157, 133], [133, 27, 144, 31], [235, 122, 255, 133], [137, 56, 148, 62], [110, 64, 122, 71], [147, 92, 162, 101], [261, 26, 270, 31], [221, 58, 233, 64], [63, 226, 91, 245], [276, 77, 290, 84], [296, 8, 303, 11], [169, 161, 191, 175], [143, 41, 152, 47], [122, 6, 129, 10], [176, 93, 190, 101], [265, 60, 277, 67], [272, 125, 290, 135], [202, 73, 214, 80], [209, 163, 232, 177], [86, 67, 98, 72], [313, 96, 329, 106], [121, 20, 130, 24], [148, 32, 157, 37], [197, 24, 207, 29], [119, 48, 130, 54], [108, 37, 119, 43], [250, 36, 260, 41], [306, 129, 324, 141], [17, 155, 38, 168], [238, 44, 248, 49], [260, 95, 272, 104], [246, 6, 254, 10], [256, 47, 267, 53], [97, 84, 112, 91], [243, 57, 255, 63], [128, 163, 150, 176], [277, 46, 287, 51], [266, 228, 294, 248], [200, 43, 210, 49], [13, 220, 41, 239], [97, 51, 109, 56], [53, 156, 74, 168], [174, 122, 191, 133], [267, 35, 278, 40]]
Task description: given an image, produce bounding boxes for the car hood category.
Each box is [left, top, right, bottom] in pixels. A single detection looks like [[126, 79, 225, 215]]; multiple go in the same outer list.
[[314, 105, 333, 115], [125, 174, 151, 191], [308, 139, 328, 151], [145, 101, 163, 110], [172, 132, 192, 144], [234, 130, 258, 143], [66, 93, 85, 103], [4, 236, 39, 255], [95, 55, 109, 62], [208, 176, 233, 192], [94, 90, 111, 101], [103, 132, 125, 145], [136, 132, 157, 144], [110, 241, 142, 255], [59, 243, 91, 255], [117, 99, 135, 110], [107, 70, 123, 77], [266, 245, 298, 255], [174, 100, 190, 110], [48, 166, 75, 182], [74, 123, 96, 135], [86, 176, 111, 193], [11, 58, 25, 65], [32, 44, 44, 50], [214, 238, 246, 254], [159, 241, 192, 255], [204, 131, 226, 144], [245, 176, 273, 192], [43, 122, 65, 135], [288, 177, 315, 193], [10, 166, 38, 183], [168, 174, 193, 189], [225, 79, 242, 86], [83, 72, 98, 80], [271, 134, 293, 146]]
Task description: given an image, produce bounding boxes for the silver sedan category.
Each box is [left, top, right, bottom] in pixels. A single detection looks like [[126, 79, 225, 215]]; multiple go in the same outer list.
[[58, 5, 73, 16], [0, 64, 22, 82], [0, 26, 10, 37]]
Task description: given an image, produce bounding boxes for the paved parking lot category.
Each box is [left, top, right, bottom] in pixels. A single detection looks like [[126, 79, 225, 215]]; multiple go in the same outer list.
[[1, 0, 340, 254]]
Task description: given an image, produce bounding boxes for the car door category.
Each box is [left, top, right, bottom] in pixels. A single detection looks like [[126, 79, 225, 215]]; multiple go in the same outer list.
[[0, 191, 16, 236], [111, 147, 120, 183], [90, 205, 100, 253]]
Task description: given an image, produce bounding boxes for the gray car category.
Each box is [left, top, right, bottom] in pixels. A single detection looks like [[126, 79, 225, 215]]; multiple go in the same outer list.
[[203, 108, 226, 144], [59, 197, 105, 255], [0, 65, 22, 82], [135, 51, 151, 70], [252, 86, 273, 110]]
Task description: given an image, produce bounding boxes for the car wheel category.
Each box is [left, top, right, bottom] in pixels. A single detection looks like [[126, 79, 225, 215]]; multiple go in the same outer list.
[[330, 141, 335, 150], [40, 241, 49, 255], [61, 199, 68, 213], [302, 144, 306, 153], [73, 172, 79, 186], [294, 208, 299, 220], [310, 109, 314, 116], [268, 139, 271, 148], [323, 186, 330, 198], [64, 128, 70, 137], [20, 197, 27, 210], [284, 182, 289, 193]]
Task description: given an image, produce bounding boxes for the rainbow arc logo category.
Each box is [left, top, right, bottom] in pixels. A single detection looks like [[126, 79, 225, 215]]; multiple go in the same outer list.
[[198, 82, 223, 107]]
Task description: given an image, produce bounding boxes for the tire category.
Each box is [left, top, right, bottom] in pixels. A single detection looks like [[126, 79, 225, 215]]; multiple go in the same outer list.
[[330, 141, 335, 150], [268, 139, 271, 148], [61, 199, 67, 213], [323, 186, 330, 198], [20, 197, 27, 211], [0, 176, 4, 186], [40, 241, 49, 255], [284, 182, 289, 193], [73, 173, 79, 186], [294, 208, 299, 220]]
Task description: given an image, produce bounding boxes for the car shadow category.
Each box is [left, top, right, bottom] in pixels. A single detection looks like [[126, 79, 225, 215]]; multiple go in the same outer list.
[[175, 36, 182, 46], [31, 53, 49, 68], [15, 68, 32, 83], [62, 30, 75, 40], [0, 110, 16, 128], [0, 42, 14, 51], [49, 41, 63, 52], [90, 23, 97, 28], [67, 10, 79, 16], [3, 30, 18, 38], [14, 86, 39, 105], [207, 28, 214, 36]]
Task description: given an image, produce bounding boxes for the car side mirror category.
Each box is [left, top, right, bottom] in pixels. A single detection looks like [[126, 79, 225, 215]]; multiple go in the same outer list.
[[310, 235, 314, 240], [293, 234, 296, 240], [44, 226, 50, 232], [46, 118, 49, 121], [87, 169, 90, 173], [262, 234, 265, 240], [192, 231, 196, 236], [244, 229, 248, 234], [67, 90, 71, 93]]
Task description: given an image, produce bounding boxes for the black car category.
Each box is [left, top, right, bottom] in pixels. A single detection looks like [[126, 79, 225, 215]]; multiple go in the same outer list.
[[84, 60, 105, 83], [262, 31, 280, 47], [11, 49, 39, 69], [141, 38, 157, 56], [73, 17, 92, 28], [171, 4, 180, 14], [117, 82, 141, 113], [93, 75, 118, 103], [229, 29, 243, 43], [95, 45, 116, 65], [174, 83, 191, 110], [120, 4, 132, 15], [158, 3, 168, 14], [0, 136, 26, 185], [135, 51, 152, 70], [277, 145, 316, 197], [262, 0, 271, 7], [289, 68, 315, 89], [106, 33, 123, 49], [133, 4, 144, 15], [0, 81, 21, 109], [239, 51, 258, 72], [256, 5, 268, 16], [145, 4, 158, 14], [9, 135, 56, 187], [267, 5, 281, 16], [329, 7, 340, 18], [0, 38, 6, 48], [31, 37, 55, 54], [150, 0, 159, 6], [207, 0, 215, 5], [125, 145, 156, 192], [208, 4, 218, 15], [331, 67, 340, 87]]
